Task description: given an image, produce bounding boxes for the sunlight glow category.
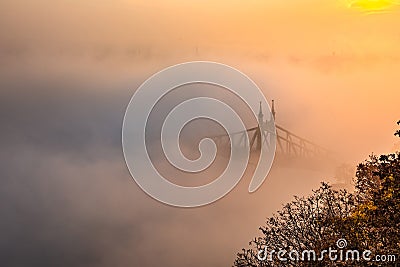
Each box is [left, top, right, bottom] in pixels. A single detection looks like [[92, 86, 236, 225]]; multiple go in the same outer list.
[[347, 0, 400, 13]]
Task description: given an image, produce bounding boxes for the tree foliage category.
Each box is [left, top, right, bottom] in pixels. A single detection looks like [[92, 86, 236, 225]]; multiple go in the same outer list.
[[349, 153, 400, 260], [234, 123, 400, 266], [395, 120, 400, 138], [234, 184, 355, 266]]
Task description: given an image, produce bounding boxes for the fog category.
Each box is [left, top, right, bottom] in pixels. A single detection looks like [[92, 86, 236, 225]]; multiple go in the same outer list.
[[1, 0, 399, 266]]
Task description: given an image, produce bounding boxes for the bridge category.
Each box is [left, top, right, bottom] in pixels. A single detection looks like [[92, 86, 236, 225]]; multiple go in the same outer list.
[[212, 100, 331, 160]]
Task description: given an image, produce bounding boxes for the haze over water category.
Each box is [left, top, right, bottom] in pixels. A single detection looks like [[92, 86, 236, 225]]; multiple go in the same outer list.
[[1, 0, 399, 266]]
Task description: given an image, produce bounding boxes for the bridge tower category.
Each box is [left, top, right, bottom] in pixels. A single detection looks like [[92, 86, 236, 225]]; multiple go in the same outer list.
[[271, 99, 276, 120], [258, 101, 264, 129]]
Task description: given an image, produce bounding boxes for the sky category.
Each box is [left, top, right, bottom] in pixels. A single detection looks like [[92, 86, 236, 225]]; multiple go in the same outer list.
[[0, 0, 399, 266]]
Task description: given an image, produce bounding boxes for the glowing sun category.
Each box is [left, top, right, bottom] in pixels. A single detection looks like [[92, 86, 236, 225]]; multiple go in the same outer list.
[[347, 0, 400, 13]]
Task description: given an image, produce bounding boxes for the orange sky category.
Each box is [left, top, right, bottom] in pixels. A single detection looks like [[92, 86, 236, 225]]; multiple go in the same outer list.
[[2, 0, 399, 53], [2, 0, 399, 162], [0, 1, 399, 266]]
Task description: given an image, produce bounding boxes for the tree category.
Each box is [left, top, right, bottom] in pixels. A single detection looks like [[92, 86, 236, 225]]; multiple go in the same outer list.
[[352, 123, 400, 257], [234, 122, 400, 266], [234, 184, 355, 267], [326, 152, 400, 265], [349, 153, 400, 259]]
